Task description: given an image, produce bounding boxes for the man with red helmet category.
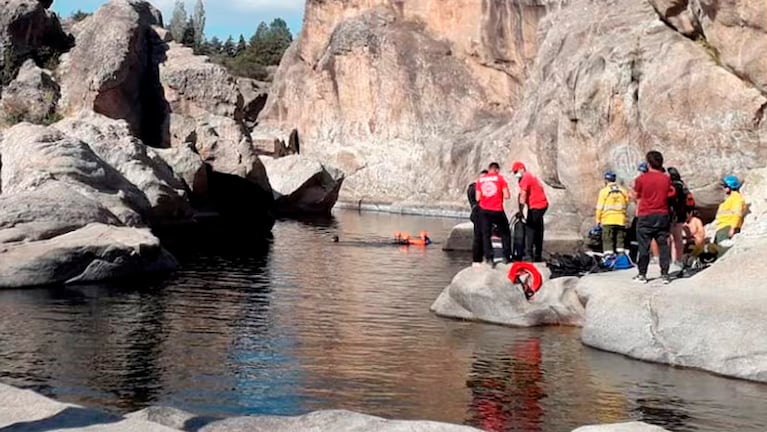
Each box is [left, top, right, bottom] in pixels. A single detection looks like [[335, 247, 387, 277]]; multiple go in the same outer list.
[[511, 161, 549, 262], [476, 162, 512, 265]]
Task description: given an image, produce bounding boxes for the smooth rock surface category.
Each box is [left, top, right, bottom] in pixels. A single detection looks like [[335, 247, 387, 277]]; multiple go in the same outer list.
[[572, 422, 670, 432], [0, 383, 180, 431], [0, 223, 176, 288], [1, 123, 149, 225], [260, 154, 344, 215], [54, 111, 193, 225], [430, 265, 584, 327], [196, 410, 483, 432], [442, 221, 583, 254]]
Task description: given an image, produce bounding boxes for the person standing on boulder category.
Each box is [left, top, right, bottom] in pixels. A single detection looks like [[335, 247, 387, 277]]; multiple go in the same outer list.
[[476, 163, 512, 266], [715, 175, 746, 245], [511, 161, 549, 262], [595, 171, 629, 255], [631, 151, 676, 284], [468, 169, 489, 267]]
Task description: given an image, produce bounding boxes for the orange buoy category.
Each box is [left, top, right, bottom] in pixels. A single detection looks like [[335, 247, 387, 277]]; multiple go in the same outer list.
[[508, 262, 543, 300]]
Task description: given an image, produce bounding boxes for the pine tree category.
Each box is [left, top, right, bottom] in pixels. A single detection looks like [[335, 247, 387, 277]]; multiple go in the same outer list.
[[169, 0, 187, 43], [192, 0, 206, 50], [236, 35, 247, 56], [223, 36, 235, 57], [209, 36, 222, 54]]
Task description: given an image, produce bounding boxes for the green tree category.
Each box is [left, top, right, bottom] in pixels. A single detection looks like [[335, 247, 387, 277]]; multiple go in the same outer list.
[[182, 18, 196, 46], [169, 0, 187, 43], [192, 0, 206, 50], [208, 36, 222, 54], [236, 35, 247, 56], [222, 36, 236, 57], [70, 10, 91, 22]]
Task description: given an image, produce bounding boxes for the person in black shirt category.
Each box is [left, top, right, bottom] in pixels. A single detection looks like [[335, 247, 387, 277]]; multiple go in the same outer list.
[[468, 170, 489, 267]]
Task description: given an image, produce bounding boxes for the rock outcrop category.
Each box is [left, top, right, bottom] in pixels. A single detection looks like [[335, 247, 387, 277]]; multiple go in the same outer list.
[[259, 0, 767, 232], [0, 122, 179, 287], [0, 59, 59, 123], [236, 77, 268, 128], [259, 154, 344, 214], [257, 0, 558, 207], [0, 0, 72, 85], [161, 42, 270, 193], [58, 0, 168, 147], [578, 167, 767, 383], [573, 423, 670, 432], [442, 221, 583, 254], [430, 265, 585, 327], [0, 223, 177, 288], [54, 111, 194, 225]]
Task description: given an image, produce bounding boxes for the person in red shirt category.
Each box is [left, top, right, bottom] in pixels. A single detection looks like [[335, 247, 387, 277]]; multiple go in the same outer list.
[[631, 151, 676, 284], [476, 162, 512, 265], [512, 161, 549, 262]]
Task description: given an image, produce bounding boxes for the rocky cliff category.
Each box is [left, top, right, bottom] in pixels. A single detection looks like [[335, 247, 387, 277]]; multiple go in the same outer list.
[[0, 0, 276, 288], [257, 0, 565, 212], [259, 0, 767, 229]]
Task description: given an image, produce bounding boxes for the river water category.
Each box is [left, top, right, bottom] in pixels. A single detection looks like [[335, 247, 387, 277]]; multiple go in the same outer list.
[[1, 210, 766, 432]]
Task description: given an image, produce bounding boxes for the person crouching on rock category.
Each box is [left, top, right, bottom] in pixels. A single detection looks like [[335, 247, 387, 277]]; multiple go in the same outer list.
[[476, 163, 512, 266], [468, 169, 489, 268], [511, 161, 549, 262], [630, 151, 675, 284], [715, 175, 746, 245], [595, 171, 629, 256]]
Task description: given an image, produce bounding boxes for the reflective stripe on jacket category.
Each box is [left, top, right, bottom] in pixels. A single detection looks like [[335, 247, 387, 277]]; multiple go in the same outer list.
[[596, 183, 629, 226], [716, 191, 746, 229]]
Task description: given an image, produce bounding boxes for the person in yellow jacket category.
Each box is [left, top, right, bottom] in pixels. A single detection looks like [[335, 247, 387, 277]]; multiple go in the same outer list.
[[595, 171, 629, 254], [715, 175, 746, 244]]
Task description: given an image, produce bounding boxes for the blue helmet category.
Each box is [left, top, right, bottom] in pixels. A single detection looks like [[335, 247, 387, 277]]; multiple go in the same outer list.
[[721, 175, 741, 190], [604, 171, 617, 182], [637, 162, 648, 173], [588, 225, 603, 239]]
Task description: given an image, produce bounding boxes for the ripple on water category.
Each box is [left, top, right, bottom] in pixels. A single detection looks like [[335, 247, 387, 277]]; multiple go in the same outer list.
[[0, 210, 767, 431]]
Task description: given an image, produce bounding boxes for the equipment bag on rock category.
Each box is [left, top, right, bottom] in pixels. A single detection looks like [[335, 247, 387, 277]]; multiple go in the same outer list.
[[511, 213, 526, 261]]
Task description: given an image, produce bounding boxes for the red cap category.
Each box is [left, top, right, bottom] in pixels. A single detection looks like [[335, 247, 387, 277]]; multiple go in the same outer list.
[[511, 161, 526, 172]]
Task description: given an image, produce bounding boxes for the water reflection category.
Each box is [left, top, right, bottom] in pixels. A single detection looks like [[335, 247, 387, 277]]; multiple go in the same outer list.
[[467, 339, 545, 432], [0, 210, 767, 432]]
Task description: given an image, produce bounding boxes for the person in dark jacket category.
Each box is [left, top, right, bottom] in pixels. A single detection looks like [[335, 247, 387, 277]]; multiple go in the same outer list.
[[468, 170, 489, 267]]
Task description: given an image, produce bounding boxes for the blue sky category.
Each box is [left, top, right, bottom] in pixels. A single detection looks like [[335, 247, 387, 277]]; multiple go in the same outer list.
[[52, 0, 305, 40]]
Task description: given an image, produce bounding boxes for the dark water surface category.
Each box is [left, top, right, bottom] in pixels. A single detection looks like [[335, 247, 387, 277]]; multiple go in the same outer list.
[[1, 210, 767, 432]]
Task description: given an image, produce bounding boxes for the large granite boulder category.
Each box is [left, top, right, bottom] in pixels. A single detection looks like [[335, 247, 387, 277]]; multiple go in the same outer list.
[[259, 154, 344, 215], [58, 0, 168, 147], [442, 221, 584, 253], [131, 407, 483, 432], [54, 111, 193, 225], [0, 59, 59, 124], [578, 168, 767, 382], [573, 423, 670, 432], [154, 142, 209, 200], [237, 77, 268, 128], [0, 182, 121, 244], [1, 122, 149, 225], [0, 223, 176, 288], [0, 0, 72, 85], [0, 383, 179, 431], [161, 42, 270, 194], [0, 122, 179, 287], [431, 265, 585, 327]]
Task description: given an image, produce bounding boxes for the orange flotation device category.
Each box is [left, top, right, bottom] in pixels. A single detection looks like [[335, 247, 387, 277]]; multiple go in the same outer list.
[[508, 262, 543, 300], [394, 231, 432, 246]]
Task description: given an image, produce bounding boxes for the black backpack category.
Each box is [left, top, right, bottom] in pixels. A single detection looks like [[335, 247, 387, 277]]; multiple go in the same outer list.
[[512, 213, 526, 260], [669, 180, 690, 222]]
